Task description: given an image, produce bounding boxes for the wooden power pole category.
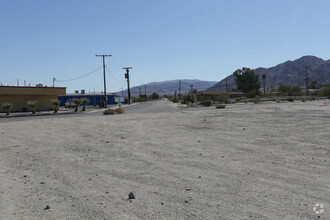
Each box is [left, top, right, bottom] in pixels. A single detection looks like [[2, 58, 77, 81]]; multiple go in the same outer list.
[[96, 54, 112, 108], [123, 67, 132, 105]]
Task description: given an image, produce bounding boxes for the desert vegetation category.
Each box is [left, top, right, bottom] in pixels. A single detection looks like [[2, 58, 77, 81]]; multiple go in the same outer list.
[[51, 99, 60, 113], [26, 100, 38, 114], [73, 98, 82, 112], [1, 102, 13, 116], [81, 98, 90, 111]]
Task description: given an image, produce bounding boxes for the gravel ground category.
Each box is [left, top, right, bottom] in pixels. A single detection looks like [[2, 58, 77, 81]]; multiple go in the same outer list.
[[0, 100, 329, 219]]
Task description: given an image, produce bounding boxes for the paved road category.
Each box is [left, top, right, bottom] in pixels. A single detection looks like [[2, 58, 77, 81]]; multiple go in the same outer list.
[[0, 100, 179, 122], [125, 99, 179, 113]]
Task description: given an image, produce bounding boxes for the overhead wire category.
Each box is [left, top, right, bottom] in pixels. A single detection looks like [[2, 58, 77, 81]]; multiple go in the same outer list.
[[105, 65, 125, 83], [55, 66, 103, 82]]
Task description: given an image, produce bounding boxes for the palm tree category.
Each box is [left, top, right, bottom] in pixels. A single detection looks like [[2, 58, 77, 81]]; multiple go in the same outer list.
[[51, 99, 60, 113], [1, 102, 13, 116], [27, 100, 38, 114], [81, 98, 90, 111], [73, 98, 82, 112], [262, 74, 267, 95]]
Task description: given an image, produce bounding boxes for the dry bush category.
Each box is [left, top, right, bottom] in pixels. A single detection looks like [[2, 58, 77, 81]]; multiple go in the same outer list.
[[216, 104, 226, 109], [199, 99, 213, 107], [115, 108, 125, 114], [287, 97, 294, 102], [103, 109, 115, 115]]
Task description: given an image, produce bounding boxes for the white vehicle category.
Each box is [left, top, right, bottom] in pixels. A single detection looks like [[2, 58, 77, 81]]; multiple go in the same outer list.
[[64, 100, 76, 108]]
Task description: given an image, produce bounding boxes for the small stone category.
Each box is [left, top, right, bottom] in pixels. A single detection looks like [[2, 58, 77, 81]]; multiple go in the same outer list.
[[44, 205, 50, 210], [23, 175, 27, 177], [198, 176, 201, 178], [40, 182, 45, 184], [186, 189, 191, 191], [128, 192, 135, 199], [243, 128, 245, 130], [161, 202, 164, 205], [184, 200, 189, 203]]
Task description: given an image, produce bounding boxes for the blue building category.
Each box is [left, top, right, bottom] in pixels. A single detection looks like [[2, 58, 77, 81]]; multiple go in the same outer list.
[[58, 94, 116, 107]]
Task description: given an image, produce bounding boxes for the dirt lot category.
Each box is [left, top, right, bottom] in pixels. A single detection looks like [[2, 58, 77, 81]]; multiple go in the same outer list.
[[0, 100, 329, 219]]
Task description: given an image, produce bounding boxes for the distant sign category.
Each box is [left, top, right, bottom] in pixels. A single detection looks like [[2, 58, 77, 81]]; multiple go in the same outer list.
[[115, 97, 124, 103]]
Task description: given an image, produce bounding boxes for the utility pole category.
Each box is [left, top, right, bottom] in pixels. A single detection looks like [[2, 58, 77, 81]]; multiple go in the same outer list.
[[96, 54, 112, 108], [225, 78, 228, 93], [305, 66, 309, 96], [179, 81, 181, 101], [145, 84, 147, 102], [53, 78, 56, 87], [123, 67, 132, 105]]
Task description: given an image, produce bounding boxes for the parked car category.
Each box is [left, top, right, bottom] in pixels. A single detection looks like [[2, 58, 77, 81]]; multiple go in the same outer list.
[[64, 100, 76, 108]]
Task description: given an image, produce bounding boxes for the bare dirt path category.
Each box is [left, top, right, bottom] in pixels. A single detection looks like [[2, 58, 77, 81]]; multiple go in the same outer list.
[[0, 100, 329, 219]]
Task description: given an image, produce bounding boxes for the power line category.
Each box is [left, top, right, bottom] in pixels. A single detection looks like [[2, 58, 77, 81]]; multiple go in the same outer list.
[[55, 66, 103, 82], [105, 65, 125, 83]]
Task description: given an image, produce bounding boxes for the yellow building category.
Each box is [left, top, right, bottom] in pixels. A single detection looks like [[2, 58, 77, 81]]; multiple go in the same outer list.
[[0, 86, 66, 112]]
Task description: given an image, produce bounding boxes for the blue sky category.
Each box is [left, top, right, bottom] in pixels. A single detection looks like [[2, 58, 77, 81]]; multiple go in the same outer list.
[[1, 0, 330, 93]]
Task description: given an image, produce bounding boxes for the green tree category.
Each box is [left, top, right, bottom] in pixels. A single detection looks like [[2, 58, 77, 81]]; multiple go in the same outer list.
[[150, 92, 160, 100], [262, 74, 267, 95], [277, 84, 292, 96], [81, 98, 90, 111], [233, 67, 260, 95], [292, 86, 302, 96], [51, 99, 60, 113], [319, 84, 330, 97], [27, 100, 38, 114]]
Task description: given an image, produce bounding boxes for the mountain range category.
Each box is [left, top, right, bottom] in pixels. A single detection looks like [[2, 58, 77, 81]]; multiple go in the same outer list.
[[207, 56, 330, 91], [118, 79, 217, 97]]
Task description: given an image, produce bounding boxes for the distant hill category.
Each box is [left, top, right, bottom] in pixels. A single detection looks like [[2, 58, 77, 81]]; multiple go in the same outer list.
[[207, 56, 330, 91], [118, 79, 217, 97]]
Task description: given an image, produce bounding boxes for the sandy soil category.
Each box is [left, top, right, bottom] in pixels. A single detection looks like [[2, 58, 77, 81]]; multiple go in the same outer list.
[[0, 100, 329, 219]]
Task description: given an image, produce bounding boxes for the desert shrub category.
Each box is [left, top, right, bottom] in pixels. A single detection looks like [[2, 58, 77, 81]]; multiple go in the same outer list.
[[1, 102, 13, 116], [270, 96, 277, 102], [247, 89, 261, 98], [235, 98, 242, 101], [115, 108, 125, 114], [73, 98, 82, 112], [103, 109, 115, 115], [216, 104, 226, 109], [254, 95, 261, 104], [301, 98, 306, 102], [181, 94, 195, 104], [81, 98, 90, 111], [287, 97, 294, 102], [51, 99, 60, 113], [216, 94, 229, 104], [27, 100, 38, 114], [200, 99, 213, 107], [318, 85, 330, 97]]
